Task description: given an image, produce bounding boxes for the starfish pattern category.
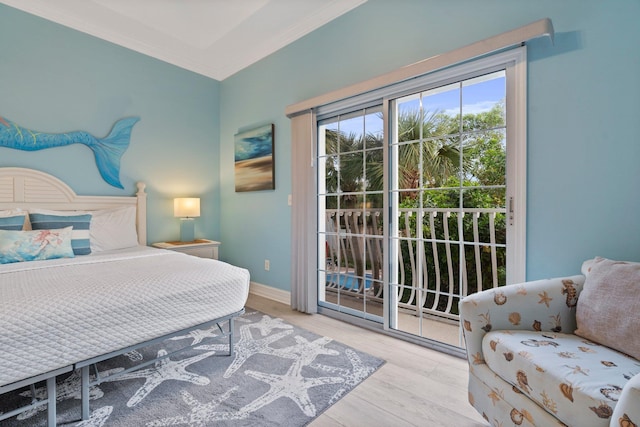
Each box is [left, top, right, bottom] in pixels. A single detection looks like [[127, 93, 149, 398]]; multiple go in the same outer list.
[[312, 348, 377, 406], [487, 388, 504, 405], [146, 387, 243, 426], [241, 358, 344, 417], [565, 364, 590, 376], [169, 326, 223, 346], [73, 405, 113, 427], [273, 335, 339, 366], [244, 314, 294, 337], [192, 315, 302, 362], [192, 342, 229, 353], [223, 328, 294, 378], [168, 315, 254, 347], [125, 350, 144, 362], [107, 349, 216, 407], [538, 291, 552, 307], [231, 315, 254, 325], [17, 368, 122, 420]]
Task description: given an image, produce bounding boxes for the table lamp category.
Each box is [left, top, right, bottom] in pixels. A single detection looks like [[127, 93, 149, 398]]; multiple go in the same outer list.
[[174, 198, 200, 242]]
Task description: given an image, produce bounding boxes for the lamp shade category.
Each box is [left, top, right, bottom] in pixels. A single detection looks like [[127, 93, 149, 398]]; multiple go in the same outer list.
[[174, 198, 200, 218]]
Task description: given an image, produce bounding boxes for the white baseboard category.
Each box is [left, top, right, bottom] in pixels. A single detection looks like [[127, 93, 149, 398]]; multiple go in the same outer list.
[[249, 281, 291, 306]]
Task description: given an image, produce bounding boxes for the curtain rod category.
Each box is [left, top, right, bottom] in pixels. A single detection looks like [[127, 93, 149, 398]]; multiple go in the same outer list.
[[286, 18, 553, 118]]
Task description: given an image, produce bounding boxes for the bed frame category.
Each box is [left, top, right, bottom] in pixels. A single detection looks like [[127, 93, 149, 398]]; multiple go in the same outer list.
[[0, 167, 241, 425]]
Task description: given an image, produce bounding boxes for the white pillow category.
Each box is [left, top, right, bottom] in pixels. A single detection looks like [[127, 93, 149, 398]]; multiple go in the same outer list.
[[88, 206, 138, 252]]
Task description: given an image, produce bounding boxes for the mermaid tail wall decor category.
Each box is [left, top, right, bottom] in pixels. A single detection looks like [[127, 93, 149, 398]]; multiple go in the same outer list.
[[0, 116, 140, 189]]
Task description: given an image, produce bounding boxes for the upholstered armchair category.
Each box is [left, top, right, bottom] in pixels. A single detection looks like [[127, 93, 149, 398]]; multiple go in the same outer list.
[[460, 258, 640, 427]]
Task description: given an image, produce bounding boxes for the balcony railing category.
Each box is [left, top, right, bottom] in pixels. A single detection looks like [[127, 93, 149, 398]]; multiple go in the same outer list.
[[323, 207, 506, 322]]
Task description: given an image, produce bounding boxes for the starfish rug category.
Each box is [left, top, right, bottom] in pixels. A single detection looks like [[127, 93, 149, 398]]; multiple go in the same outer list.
[[0, 310, 384, 427]]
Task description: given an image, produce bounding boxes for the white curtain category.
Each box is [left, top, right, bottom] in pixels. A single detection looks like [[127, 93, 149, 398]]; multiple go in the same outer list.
[[289, 110, 317, 313]]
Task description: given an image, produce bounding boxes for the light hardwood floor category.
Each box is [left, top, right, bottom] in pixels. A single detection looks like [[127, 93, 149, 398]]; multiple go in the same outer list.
[[246, 293, 488, 427]]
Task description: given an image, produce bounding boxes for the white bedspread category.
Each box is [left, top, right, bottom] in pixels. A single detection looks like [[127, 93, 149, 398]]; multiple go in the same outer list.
[[0, 246, 250, 387]]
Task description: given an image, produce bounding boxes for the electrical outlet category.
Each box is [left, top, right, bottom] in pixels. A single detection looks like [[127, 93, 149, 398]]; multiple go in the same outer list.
[[264, 259, 270, 271]]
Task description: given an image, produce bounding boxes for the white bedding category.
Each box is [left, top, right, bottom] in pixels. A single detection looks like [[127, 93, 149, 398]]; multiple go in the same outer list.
[[0, 246, 250, 387]]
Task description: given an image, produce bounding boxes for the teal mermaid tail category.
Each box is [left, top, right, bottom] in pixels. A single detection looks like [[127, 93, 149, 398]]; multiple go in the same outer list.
[[0, 116, 140, 189], [91, 117, 140, 188]]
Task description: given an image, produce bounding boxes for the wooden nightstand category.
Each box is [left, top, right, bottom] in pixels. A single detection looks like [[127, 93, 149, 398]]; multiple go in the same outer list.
[[152, 239, 220, 260]]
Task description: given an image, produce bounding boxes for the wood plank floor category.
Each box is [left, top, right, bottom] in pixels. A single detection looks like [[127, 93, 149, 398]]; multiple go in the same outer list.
[[246, 294, 488, 427]]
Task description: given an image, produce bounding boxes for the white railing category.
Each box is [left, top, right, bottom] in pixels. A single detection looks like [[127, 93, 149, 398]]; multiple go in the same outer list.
[[323, 207, 507, 321]]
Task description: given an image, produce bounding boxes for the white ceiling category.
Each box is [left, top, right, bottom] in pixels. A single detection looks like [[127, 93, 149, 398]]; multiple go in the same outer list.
[[1, 0, 367, 81]]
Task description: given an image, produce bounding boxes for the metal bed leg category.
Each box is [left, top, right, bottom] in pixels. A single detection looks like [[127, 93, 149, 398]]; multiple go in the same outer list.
[[81, 366, 90, 420], [229, 317, 235, 356], [46, 376, 56, 427]]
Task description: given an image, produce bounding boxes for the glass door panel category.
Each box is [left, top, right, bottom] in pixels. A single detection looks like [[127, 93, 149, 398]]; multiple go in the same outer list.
[[318, 107, 384, 322], [389, 70, 507, 348]]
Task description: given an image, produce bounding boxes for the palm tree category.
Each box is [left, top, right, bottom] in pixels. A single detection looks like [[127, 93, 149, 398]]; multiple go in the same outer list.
[[396, 109, 463, 196], [322, 109, 464, 290]]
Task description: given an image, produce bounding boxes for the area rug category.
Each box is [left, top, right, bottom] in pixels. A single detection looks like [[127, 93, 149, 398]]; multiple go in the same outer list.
[[0, 310, 384, 426]]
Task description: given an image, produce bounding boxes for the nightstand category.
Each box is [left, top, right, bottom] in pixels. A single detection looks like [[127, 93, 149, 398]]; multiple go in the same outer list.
[[152, 239, 220, 260]]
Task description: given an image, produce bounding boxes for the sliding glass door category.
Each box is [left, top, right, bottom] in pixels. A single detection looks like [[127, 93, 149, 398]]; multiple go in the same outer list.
[[315, 49, 526, 350]]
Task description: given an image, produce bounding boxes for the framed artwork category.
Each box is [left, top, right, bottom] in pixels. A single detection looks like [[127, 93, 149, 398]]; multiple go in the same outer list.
[[234, 124, 275, 192]]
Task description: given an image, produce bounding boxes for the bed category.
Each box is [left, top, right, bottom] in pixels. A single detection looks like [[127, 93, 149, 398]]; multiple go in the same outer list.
[[0, 167, 250, 426]]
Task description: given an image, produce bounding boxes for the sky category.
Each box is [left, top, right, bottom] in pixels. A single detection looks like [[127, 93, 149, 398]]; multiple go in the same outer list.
[[318, 71, 505, 153], [398, 71, 505, 118]]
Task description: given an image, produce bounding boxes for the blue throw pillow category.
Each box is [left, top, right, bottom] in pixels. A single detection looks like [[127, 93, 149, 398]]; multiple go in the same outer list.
[[29, 213, 92, 255], [0, 215, 26, 231], [0, 227, 75, 264]]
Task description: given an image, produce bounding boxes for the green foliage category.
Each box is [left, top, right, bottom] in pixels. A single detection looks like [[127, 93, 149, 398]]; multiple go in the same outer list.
[[322, 102, 508, 314]]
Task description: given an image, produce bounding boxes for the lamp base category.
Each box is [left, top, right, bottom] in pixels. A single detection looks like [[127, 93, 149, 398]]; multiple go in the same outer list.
[[179, 218, 195, 242]]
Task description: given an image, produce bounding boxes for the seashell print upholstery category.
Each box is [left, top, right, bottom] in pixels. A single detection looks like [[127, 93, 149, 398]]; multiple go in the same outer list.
[[460, 266, 640, 427]]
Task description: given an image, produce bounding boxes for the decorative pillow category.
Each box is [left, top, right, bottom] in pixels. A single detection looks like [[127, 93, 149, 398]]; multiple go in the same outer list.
[[0, 227, 75, 264], [88, 206, 139, 252], [575, 257, 640, 360], [0, 209, 27, 230], [0, 215, 26, 231], [29, 213, 92, 255]]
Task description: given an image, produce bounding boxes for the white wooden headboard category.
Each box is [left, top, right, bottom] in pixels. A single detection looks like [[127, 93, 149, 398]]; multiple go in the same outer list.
[[0, 168, 147, 245]]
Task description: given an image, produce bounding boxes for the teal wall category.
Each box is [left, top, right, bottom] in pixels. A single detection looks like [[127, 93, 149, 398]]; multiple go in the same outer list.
[[0, 5, 221, 245], [2, 1, 639, 291], [220, 0, 640, 289]]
